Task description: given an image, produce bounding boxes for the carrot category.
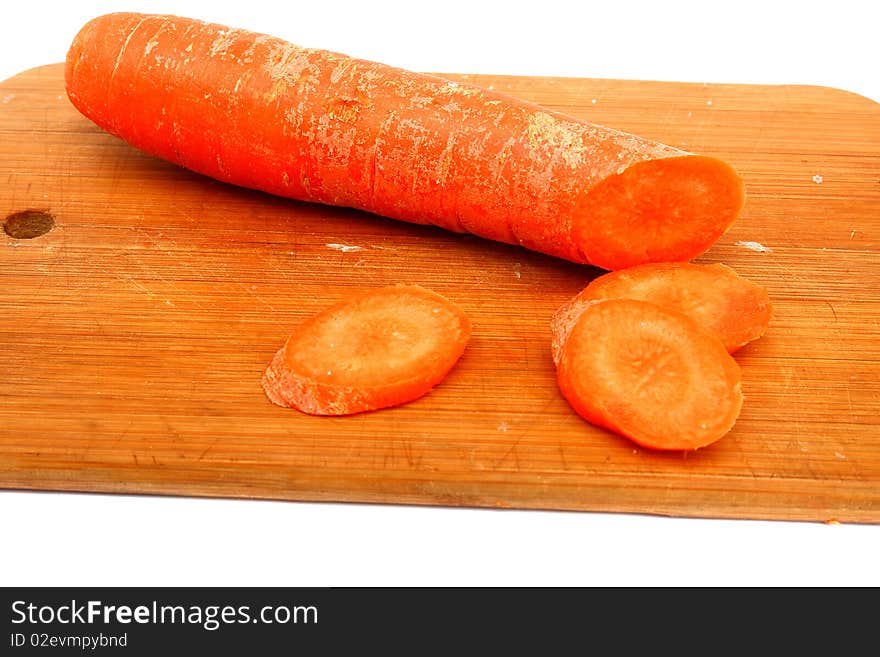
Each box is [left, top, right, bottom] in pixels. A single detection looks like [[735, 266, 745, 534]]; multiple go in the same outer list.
[[556, 299, 743, 451], [551, 262, 772, 363], [261, 285, 470, 415], [65, 12, 744, 270]]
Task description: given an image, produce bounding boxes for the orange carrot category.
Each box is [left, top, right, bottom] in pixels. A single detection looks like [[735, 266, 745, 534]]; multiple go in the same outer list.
[[556, 298, 743, 451], [262, 285, 470, 415], [551, 262, 771, 363], [65, 12, 744, 270]]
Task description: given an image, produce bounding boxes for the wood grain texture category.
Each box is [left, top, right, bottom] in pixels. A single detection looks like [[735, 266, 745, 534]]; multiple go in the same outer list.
[[1, 64, 878, 522]]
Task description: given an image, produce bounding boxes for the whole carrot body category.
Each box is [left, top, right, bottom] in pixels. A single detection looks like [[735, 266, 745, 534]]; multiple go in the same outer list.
[[66, 12, 744, 269]]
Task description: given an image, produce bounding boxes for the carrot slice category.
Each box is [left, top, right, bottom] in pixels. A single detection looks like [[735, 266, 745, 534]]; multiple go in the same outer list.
[[551, 262, 771, 364], [556, 299, 743, 451], [262, 285, 471, 415]]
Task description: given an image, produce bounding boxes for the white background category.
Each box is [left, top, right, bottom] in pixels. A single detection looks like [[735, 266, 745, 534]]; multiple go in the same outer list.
[[1, 1, 878, 586]]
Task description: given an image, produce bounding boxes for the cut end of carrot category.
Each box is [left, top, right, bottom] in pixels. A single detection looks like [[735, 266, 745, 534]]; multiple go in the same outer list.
[[556, 299, 743, 451], [262, 285, 471, 416], [574, 155, 745, 270]]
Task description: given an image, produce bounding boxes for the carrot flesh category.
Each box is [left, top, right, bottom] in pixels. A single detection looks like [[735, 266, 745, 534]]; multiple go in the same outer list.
[[556, 299, 743, 451], [551, 262, 772, 363], [576, 156, 744, 270], [65, 12, 744, 269], [262, 285, 470, 415]]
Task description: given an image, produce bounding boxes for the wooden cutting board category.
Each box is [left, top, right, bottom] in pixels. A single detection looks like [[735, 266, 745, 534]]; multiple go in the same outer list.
[[2, 64, 878, 523]]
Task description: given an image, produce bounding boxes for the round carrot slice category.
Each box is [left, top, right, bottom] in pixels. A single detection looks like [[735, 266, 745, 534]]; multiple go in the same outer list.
[[556, 298, 743, 451], [262, 285, 471, 415], [550, 262, 772, 364]]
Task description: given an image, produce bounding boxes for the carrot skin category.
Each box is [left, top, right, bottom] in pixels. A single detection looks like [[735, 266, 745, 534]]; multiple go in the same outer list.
[[66, 12, 744, 269]]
